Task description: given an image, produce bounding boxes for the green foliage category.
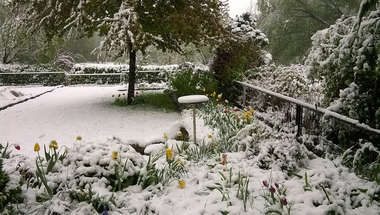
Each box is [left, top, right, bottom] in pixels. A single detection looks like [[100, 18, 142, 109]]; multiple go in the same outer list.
[[200, 97, 254, 152], [342, 141, 380, 184], [168, 69, 218, 97], [211, 13, 267, 100], [113, 91, 178, 112], [257, 0, 360, 64], [132, 92, 178, 112], [69, 186, 115, 213], [32, 143, 67, 200], [177, 141, 216, 162], [141, 150, 187, 189]]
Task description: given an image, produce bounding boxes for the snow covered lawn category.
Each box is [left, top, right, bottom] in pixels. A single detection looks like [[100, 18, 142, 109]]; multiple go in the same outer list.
[[1, 86, 379, 215], [0, 86, 181, 157]]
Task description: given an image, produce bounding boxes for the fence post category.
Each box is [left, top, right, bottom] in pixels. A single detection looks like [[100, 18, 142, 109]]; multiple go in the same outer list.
[[296, 104, 303, 137], [242, 86, 247, 106]]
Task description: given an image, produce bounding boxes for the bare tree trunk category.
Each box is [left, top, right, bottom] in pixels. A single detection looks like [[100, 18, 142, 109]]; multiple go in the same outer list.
[[127, 46, 137, 105]]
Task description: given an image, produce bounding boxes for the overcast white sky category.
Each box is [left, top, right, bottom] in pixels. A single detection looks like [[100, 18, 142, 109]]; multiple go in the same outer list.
[[228, 0, 257, 17]]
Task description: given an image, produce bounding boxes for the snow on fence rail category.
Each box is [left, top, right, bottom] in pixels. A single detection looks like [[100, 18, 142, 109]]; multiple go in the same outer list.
[[236, 81, 380, 144]]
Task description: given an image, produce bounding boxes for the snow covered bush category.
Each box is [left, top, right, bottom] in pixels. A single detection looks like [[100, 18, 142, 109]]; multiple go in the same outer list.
[[54, 49, 75, 72], [244, 64, 322, 106], [0, 144, 23, 213], [231, 121, 309, 172], [210, 13, 269, 100], [305, 6, 380, 131]]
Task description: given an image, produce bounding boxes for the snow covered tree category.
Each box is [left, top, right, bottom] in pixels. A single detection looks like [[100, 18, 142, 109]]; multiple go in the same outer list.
[[210, 12, 269, 100], [257, 0, 360, 64], [0, 1, 63, 64], [10, 0, 229, 104], [306, 0, 380, 130]]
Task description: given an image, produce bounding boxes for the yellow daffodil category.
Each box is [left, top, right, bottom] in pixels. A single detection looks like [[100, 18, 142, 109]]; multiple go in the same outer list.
[[178, 132, 182, 137], [207, 134, 212, 138], [49, 140, 58, 150], [178, 180, 186, 189], [112, 151, 118, 159], [166, 148, 173, 159], [218, 94, 222, 99], [250, 108, 254, 113], [206, 94, 209, 97], [76, 136, 82, 141], [34, 143, 40, 152], [164, 134, 168, 139], [212, 92, 216, 97]]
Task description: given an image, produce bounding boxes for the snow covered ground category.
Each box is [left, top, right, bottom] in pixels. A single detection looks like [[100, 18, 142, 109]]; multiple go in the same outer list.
[[0, 86, 184, 158], [1, 86, 379, 215]]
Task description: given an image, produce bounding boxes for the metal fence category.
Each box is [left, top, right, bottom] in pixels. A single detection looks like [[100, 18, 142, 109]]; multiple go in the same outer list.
[[236, 81, 380, 154]]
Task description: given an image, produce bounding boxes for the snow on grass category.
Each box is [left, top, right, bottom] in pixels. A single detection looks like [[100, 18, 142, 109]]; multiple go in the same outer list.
[[1, 86, 379, 214]]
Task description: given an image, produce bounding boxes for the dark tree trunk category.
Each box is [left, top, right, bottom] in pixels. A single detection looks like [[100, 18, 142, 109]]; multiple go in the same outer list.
[[127, 46, 137, 105]]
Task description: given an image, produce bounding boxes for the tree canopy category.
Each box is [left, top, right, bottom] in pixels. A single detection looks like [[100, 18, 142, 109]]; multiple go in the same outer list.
[[10, 0, 230, 104], [257, 0, 361, 64]]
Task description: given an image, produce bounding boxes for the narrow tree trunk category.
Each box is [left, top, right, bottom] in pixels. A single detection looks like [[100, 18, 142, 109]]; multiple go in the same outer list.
[[127, 47, 137, 105]]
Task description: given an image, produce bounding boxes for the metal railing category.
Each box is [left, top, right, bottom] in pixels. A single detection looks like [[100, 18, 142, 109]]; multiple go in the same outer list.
[[236, 81, 380, 151]]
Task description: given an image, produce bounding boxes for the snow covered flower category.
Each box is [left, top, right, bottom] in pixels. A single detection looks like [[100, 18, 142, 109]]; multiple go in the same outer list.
[[222, 154, 227, 165], [269, 186, 276, 193], [166, 148, 173, 159], [14, 144, 20, 150], [76, 136, 82, 141], [263, 180, 269, 187], [178, 131, 182, 137], [178, 180, 186, 189], [207, 134, 212, 138], [164, 133, 168, 139], [112, 151, 118, 159], [233, 107, 239, 112], [281, 197, 288, 206], [49, 140, 58, 150], [223, 109, 227, 113], [34, 143, 40, 152], [225, 99, 229, 104]]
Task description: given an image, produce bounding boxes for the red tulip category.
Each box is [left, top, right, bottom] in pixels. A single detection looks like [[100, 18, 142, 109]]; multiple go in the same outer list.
[[281, 198, 288, 206], [14, 144, 20, 150]]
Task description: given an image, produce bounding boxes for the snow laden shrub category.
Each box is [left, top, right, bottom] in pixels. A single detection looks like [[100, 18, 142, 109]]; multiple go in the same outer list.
[[210, 13, 269, 100], [245, 64, 322, 108], [168, 68, 218, 97], [0, 144, 23, 213], [231, 122, 309, 172], [54, 49, 75, 72], [306, 7, 380, 131], [65, 137, 144, 192]]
